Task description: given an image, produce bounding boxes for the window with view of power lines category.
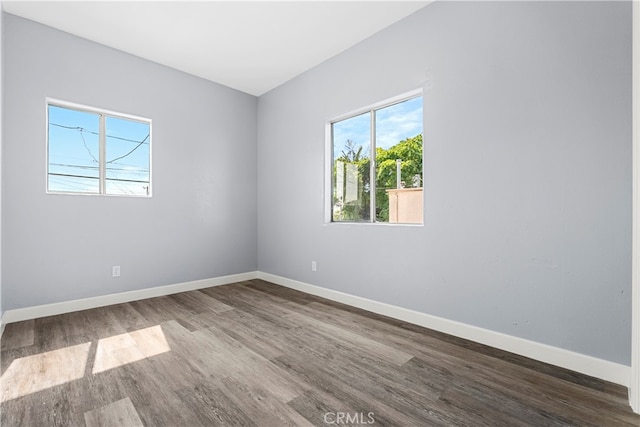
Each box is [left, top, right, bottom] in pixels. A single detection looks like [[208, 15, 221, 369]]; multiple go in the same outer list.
[[47, 101, 151, 197]]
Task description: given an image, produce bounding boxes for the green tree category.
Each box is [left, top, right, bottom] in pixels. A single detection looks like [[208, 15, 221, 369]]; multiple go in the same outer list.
[[333, 134, 422, 222], [375, 134, 423, 221], [333, 140, 370, 221]]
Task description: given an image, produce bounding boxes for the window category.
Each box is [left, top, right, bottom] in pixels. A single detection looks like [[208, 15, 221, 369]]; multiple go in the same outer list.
[[47, 101, 151, 196], [330, 92, 423, 224]]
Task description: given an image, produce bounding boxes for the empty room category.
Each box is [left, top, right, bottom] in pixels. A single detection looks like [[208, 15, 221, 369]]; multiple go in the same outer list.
[[1, 0, 639, 425]]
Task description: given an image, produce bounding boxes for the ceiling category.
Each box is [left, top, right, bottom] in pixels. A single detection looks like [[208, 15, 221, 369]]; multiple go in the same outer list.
[[2, 1, 431, 96]]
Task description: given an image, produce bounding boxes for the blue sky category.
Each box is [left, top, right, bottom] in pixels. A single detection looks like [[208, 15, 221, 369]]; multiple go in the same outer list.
[[333, 96, 423, 160], [375, 96, 423, 149], [48, 105, 150, 195]]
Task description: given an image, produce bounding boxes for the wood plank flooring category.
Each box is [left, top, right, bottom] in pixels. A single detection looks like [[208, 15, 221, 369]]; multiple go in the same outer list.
[[1, 279, 638, 426]]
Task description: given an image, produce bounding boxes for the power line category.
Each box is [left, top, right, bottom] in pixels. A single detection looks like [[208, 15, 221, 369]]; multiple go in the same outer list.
[[107, 134, 149, 164], [48, 172, 149, 184], [50, 123, 150, 145], [50, 122, 149, 164], [49, 121, 150, 193], [49, 175, 97, 192], [50, 162, 149, 173], [79, 130, 98, 163]]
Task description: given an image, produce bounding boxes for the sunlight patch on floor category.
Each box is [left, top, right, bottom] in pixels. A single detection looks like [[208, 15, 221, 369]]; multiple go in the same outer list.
[[1, 342, 91, 402], [92, 325, 170, 374]]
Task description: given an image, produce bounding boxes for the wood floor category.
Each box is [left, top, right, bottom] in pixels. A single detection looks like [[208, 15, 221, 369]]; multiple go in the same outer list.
[[1, 279, 638, 426]]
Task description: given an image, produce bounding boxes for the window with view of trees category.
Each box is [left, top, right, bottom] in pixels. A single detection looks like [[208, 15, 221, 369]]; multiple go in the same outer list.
[[47, 101, 151, 197], [331, 93, 423, 224]]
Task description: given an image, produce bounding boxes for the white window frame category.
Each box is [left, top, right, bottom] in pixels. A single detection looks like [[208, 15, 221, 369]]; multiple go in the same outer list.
[[324, 88, 424, 225], [46, 98, 153, 197]]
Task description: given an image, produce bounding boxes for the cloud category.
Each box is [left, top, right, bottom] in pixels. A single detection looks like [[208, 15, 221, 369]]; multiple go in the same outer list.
[[332, 96, 423, 157], [375, 98, 423, 149]]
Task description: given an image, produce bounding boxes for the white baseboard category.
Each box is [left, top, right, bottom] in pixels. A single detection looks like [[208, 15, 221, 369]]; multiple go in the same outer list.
[[1, 271, 258, 325], [1, 270, 630, 389], [258, 272, 631, 388]]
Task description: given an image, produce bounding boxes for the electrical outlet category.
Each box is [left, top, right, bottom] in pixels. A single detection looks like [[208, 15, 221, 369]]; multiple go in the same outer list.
[[112, 265, 121, 277], [311, 261, 317, 272]]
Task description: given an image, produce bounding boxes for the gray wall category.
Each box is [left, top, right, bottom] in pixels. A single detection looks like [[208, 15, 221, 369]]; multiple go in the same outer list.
[[2, 14, 258, 310], [2, 2, 633, 366], [0, 3, 4, 317], [257, 1, 633, 364]]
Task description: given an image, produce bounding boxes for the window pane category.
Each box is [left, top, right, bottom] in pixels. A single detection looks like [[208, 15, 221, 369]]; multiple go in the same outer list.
[[375, 97, 423, 223], [332, 112, 371, 222], [48, 105, 100, 193], [105, 116, 151, 196]]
